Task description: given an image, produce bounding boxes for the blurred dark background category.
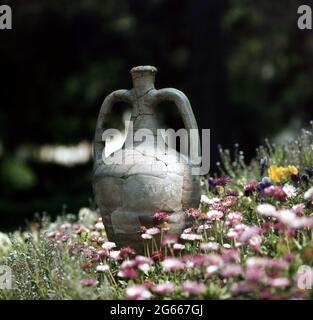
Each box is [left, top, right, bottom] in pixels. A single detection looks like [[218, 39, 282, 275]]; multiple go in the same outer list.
[[0, 0, 312, 230]]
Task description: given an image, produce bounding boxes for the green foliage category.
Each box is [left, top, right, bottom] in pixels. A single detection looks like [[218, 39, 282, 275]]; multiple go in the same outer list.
[[0, 159, 37, 190], [0, 229, 114, 300], [217, 121, 313, 184]]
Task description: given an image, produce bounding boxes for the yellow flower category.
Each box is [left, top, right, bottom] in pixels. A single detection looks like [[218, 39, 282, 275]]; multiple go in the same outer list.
[[287, 165, 298, 175], [268, 165, 298, 183], [268, 165, 284, 182]]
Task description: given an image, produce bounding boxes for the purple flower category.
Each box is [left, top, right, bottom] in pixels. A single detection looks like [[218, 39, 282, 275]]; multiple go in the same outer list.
[[246, 257, 288, 270], [97, 249, 109, 258], [173, 243, 185, 250], [225, 211, 243, 226], [153, 211, 169, 221], [181, 280, 206, 295], [206, 265, 219, 275], [200, 242, 219, 251], [206, 210, 224, 222], [90, 253, 100, 263], [119, 246, 136, 258], [119, 256, 153, 276], [248, 235, 262, 250], [197, 224, 211, 233], [152, 282, 175, 295], [256, 203, 277, 217], [101, 241, 116, 250], [141, 233, 152, 240], [161, 257, 185, 272], [183, 254, 223, 268], [120, 260, 137, 269], [161, 235, 178, 247], [275, 209, 299, 228], [257, 177, 272, 191], [244, 182, 258, 196], [226, 190, 239, 197], [145, 227, 160, 235], [109, 250, 121, 260], [221, 249, 240, 263], [211, 203, 227, 213], [94, 220, 105, 231], [239, 226, 261, 243], [208, 176, 231, 187], [151, 250, 164, 261], [222, 196, 237, 207], [180, 233, 202, 241], [259, 290, 272, 299], [96, 264, 110, 272], [226, 224, 248, 239], [185, 208, 202, 218], [135, 255, 153, 267], [220, 264, 242, 277], [125, 284, 152, 300], [292, 203, 305, 216], [48, 231, 69, 241], [200, 195, 220, 205], [245, 266, 264, 282], [267, 277, 290, 288], [231, 281, 252, 293], [263, 186, 287, 201], [81, 246, 97, 258], [118, 268, 138, 279]]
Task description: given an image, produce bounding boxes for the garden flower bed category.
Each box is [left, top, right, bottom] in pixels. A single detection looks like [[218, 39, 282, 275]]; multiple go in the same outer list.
[[0, 125, 312, 300]]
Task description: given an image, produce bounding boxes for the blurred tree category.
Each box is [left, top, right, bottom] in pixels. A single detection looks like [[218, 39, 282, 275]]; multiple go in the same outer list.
[[223, 0, 313, 157]]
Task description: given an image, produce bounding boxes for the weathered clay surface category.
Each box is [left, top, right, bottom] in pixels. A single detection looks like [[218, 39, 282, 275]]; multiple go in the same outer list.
[[93, 66, 201, 253]]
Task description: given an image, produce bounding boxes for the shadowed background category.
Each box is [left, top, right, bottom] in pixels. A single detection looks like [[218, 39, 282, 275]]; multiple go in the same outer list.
[[0, 0, 312, 230]]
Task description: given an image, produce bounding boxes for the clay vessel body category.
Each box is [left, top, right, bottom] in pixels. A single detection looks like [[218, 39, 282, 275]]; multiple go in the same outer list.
[[93, 66, 201, 252]]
